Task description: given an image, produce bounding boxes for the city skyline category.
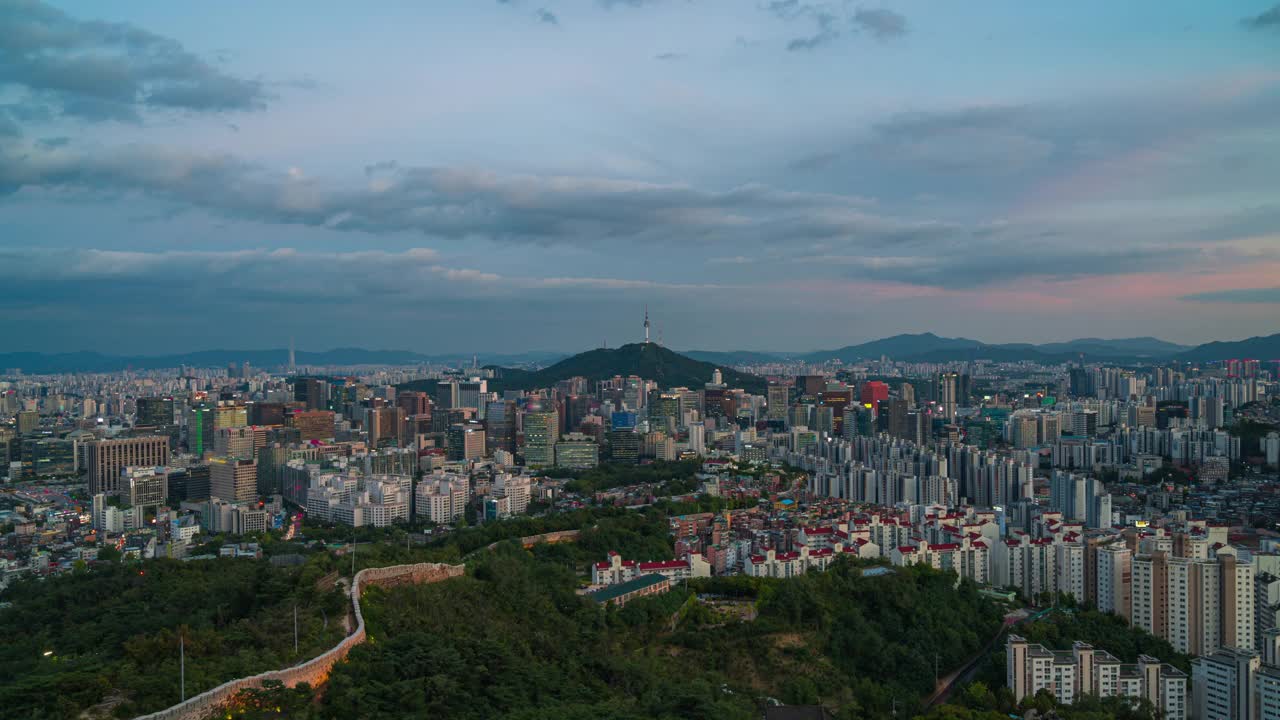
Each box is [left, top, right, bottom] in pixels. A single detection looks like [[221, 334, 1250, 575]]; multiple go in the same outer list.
[[2, 1, 1280, 353]]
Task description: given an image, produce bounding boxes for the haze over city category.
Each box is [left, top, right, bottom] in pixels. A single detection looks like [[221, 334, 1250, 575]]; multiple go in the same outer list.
[[2, 0, 1280, 353]]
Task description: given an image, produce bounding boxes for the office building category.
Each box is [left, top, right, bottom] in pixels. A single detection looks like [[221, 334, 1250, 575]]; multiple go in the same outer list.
[[447, 422, 486, 461], [210, 456, 258, 503], [289, 410, 335, 442], [136, 397, 175, 427], [555, 432, 599, 469], [86, 436, 169, 496], [523, 409, 558, 468], [123, 466, 168, 509], [16, 409, 40, 435]]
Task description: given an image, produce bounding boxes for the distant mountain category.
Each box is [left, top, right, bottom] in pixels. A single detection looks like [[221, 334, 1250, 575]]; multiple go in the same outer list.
[[800, 333, 1198, 364], [1034, 337, 1191, 357], [0, 349, 566, 374], [1177, 332, 1280, 362], [481, 343, 768, 394], [682, 350, 784, 365], [801, 333, 983, 363]]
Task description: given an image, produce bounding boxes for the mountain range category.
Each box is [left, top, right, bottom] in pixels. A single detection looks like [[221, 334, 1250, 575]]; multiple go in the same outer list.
[[695, 333, 1278, 364], [3, 332, 1278, 375]]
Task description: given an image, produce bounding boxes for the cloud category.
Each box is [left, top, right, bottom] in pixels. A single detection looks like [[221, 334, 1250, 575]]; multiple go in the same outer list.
[[654, 52, 686, 61], [853, 8, 907, 39], [535, 8, 560, 24], [0, 247, 720, 312], [1180, 287, 1280, 303], [804, 243, 1208, 289], [787, 13, 839, 51], [0, 0, 269, 124], [0, 138, 948, 249], [768, 2, 842, 51], [1242, 4, 1280, 29], [770, 3, 905, 50]]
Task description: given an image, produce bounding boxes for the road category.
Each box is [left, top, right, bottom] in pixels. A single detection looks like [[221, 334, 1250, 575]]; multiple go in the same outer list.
[[923, 606, 1050, 708]]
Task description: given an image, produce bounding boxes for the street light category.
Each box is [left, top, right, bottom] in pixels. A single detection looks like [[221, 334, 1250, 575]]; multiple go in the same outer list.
[[42, 650, 53, 657]]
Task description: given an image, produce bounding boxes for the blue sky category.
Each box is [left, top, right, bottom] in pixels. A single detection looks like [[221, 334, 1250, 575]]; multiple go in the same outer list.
[[1, 0, 1279, 354]]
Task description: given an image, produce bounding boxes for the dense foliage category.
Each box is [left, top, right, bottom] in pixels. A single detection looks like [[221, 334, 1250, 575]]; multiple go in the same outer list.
[[542, 458, 705, 494], [301, 551, 1003, 719], [0, 557, 346, 719], [1011, 608, 1190, 672]]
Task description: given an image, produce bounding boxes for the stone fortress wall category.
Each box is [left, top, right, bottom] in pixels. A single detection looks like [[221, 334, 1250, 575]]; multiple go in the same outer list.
[[132, 562, 464, 720]]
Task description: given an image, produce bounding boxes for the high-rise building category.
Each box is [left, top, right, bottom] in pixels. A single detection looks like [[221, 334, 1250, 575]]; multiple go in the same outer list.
[[213, 404, 248, 430], [85, 436, 169, 496], [458, 379, 487, 412], [860, 381, 889, 408], [136, 397, 175, 427], [249, 402, 286, 426], [289, 410, 335, 442], [185, 404, 215, 457], [365, 406, 405, 448], [767, 383, 790, 421], [293, 378, 330, 411], [210, 456, 258, 503], [447, 422, 486, 461], [485, 400, 516, 454], [607, 429, 640, 464], [15, 409, 39, 435], [555, 432, 599, 469], [523, 409, 558, 468], [1097, 544, 1132, 620], [938, 372, 959, 420], [1192, 647, 1260, 720], [213, 426, 258, 459], [123, 466, 168, 509]]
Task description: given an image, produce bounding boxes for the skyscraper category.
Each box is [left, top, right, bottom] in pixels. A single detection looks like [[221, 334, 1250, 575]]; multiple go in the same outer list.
[[938, 372, 959, 420], [135, 397, 175, 427], [210, 457, 258, 503], [523, 408, 558, 468]]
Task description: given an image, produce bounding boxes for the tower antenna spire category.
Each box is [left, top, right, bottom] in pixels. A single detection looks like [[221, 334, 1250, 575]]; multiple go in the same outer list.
[[644, 305, 650, 344]]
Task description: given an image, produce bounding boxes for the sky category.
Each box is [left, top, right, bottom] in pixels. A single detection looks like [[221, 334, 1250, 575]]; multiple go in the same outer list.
[[1, 0, 1279, 355]]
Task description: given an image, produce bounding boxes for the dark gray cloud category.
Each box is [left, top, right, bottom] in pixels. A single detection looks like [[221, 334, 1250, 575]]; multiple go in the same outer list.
[[0, 0, 267, 124], [769, 2, 905, 49], [0, 139, 937, 248], [1181, 287, 1280, 303], [787, 12, 839, 51], [1242, 4, 1280, 29], [535, 8, 560, 25], [2, 134, 1274, 291], [853, 8, 907, 39]]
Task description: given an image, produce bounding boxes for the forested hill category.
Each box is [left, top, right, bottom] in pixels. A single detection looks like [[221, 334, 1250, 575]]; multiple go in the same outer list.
[[479, 343, 768, 394]]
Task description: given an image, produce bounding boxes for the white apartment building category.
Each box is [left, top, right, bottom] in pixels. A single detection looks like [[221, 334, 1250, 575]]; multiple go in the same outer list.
[[591, 551, 711, 585], [415, 474, 469, 524], [1009, 636, 1186, 720]]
